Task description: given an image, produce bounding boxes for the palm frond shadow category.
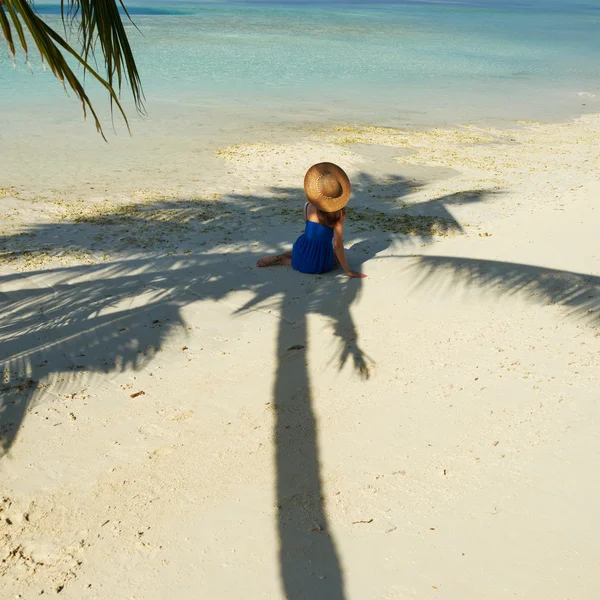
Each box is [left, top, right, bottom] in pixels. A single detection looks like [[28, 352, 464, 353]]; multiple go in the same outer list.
[[403, 255, 600, 326], [1, 172, 498, 598]]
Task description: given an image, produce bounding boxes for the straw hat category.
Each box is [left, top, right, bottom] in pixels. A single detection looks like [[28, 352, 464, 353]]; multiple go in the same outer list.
[[303, 162, 351, 212]]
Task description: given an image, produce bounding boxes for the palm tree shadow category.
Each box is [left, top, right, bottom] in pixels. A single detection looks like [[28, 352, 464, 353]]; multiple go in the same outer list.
[[274, 300, 344, 598], [0, 175, 497, 598], [0, 260, 191, 452], [241, 240, 384, 599], [2, 165, 598, 598], [403, 254, 600, 326]]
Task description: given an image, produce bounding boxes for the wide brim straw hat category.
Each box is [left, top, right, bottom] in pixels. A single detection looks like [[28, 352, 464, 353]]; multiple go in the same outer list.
[[304, 162, 351, 212]]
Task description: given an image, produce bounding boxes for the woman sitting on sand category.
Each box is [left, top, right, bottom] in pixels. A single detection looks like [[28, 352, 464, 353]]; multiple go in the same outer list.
[[257, 162, 366, 279]]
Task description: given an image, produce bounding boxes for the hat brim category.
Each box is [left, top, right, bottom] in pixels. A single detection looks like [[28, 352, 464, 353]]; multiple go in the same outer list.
[[304, 162, 351, 212]]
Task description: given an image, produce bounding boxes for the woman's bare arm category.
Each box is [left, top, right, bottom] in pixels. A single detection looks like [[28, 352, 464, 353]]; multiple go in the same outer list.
[[333, 216, 366, 279]]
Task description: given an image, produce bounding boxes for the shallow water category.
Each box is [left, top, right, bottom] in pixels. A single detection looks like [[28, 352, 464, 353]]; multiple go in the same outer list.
[[1, 0, 600, 131]]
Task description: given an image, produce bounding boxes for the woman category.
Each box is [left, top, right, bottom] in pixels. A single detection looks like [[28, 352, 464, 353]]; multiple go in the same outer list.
[[257, 162, 366, 279]]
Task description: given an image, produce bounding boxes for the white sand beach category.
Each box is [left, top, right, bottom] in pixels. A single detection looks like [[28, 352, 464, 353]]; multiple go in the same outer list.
[[1, 112, 599, 599]]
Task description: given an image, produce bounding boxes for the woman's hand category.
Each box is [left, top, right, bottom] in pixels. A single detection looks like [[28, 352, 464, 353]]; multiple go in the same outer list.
[[345, 270, 367, 279]]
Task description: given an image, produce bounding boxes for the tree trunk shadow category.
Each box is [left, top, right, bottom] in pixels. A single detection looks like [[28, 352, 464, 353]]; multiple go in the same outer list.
[[274, 300, 345, 600]]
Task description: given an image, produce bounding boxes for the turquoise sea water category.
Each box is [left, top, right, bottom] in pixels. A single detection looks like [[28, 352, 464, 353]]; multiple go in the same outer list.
[[1, 0, 599, 128]]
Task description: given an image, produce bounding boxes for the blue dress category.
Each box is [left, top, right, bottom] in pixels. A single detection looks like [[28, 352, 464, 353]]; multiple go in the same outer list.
[[292, 203, 335, 274]]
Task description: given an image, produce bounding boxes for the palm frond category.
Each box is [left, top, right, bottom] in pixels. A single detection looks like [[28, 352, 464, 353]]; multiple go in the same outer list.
[[3, 0, 27, 56], [0, 5, 15, 56], [60, 0, 144, 111], [0, 0, 144, 138]]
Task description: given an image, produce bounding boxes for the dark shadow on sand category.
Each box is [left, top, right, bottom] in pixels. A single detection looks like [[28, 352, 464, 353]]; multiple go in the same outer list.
[[0, 172, 546, 598], [403, 255, 600, 326], [237, 242, 375, 599]]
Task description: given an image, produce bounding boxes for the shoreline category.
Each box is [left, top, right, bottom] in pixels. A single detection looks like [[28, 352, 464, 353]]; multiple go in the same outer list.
[[1, 106, 598, 189], [2, 111, 599, 272]]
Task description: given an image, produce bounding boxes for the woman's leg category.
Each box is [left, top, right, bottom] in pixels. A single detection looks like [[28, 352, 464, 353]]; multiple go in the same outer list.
[[257, 251, 292, 267], [279, 251, 293, 266]]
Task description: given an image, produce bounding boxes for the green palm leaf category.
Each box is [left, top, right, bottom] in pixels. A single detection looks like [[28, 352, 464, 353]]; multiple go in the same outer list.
[[0, 0, 144, 138]]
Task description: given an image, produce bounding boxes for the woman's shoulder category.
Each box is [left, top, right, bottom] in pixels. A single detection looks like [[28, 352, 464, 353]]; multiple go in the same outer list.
[[305, 202, 319, 222]]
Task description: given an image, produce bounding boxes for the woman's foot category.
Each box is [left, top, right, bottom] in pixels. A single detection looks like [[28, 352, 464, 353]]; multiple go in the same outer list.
[[257, 255, 281, 267], [256, 251, 292, 268]]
